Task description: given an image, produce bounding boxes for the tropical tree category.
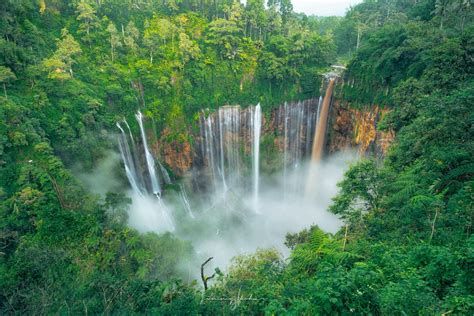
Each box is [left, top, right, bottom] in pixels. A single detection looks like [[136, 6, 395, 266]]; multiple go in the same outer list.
[[178, 32, 200, 67], [41, 29, 82, 80], [106, 22, 122, 62], [76, 0, 98, 37], [0, 66, 16, 99], [124, 21, 140, 54]]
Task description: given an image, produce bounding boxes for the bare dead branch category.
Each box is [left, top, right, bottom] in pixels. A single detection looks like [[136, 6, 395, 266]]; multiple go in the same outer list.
[[201, 257, 214, 291]]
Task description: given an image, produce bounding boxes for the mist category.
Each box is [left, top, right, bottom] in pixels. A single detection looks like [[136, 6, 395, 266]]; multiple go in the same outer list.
[[79, 106, 356, 278], [125, 151, 356, 273], [75, 151, 123, 196]]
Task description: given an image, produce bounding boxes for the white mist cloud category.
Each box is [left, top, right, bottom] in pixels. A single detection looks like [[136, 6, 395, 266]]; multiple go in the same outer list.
[[126, 151, 357, 273], [75, 151, 123, 196], [127, 193, 176, 233]]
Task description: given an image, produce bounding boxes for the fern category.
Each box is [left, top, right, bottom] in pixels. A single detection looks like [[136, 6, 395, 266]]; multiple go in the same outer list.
[[387, 168, 423, 203], [289, 229, 333, 275], [434, 162, 474, 191], [391, 183, 420, 202], [309, 228, 328, 253], [409, 195, 434, 207]]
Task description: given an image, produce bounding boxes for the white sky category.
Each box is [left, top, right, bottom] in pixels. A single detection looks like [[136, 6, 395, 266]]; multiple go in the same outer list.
[[292, 0, 363, 16], [240, 0, 363, 17]]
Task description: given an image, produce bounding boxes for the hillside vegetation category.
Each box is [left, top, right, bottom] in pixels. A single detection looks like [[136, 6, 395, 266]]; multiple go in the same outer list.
[[0, 0, 473, 314]]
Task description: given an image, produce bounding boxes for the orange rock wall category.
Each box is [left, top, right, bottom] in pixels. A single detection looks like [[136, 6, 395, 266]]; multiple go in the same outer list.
[[151, 128, 192, 176], [148, 100, 395, 176], [329, 102, 395, 156]]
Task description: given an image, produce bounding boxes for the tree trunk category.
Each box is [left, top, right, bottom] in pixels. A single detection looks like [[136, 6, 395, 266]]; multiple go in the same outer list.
[[342, 224, 349, 251], [356, 26, 361, 50], [430, 208, 439, 242], [201, 257, 215, 291], [111, 42, 114, 62]]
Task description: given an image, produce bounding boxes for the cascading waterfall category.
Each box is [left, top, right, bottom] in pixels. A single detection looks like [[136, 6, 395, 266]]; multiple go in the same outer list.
[[201, 113, 220, 189], [122, 119, 145, 186], [199, 106, 242, 194], [311, 79, 335, 162], [117, 97, 327, 229], [117, 112, 175, 232], [315, 96, 323, 128], [197, 99, 320, 201], [110, 63, 349, 271], [123, 119, 136, 147], [157, 198, 175, 230], [276, 99, 319, 197], [136, 111, 162, 197], [306, 79, 336, 197], [120, 97, 325, 208], [179, 184, 195, 218], [159, 161, 172, 185], [283, 102, 289, 196], [306, 99, 319, 156], [250, 104, 262, 213], [114, 93, 347, 262], [117, 121, 144, 195], [118, 115, 168, 196], [218, 106, 241, 191]]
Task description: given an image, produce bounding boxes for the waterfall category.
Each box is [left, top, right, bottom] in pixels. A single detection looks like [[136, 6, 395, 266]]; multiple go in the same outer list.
[[305, 99, 318, 156], [199, 112, 222, 191], [306, 79, 336, 197], [157, 198, 175, 231], [281, 101, 312, 170], [122, 119, 146, 187], [117, 97, 329, 234], [283, 102, 289, 194], [159, 161, 172, 185], [117, 114, 175, 232], [179, 184, 195, 218], [311, 79, 335, 162], [218, 106, 240, 191], [118, 113, 170, 194], [316, 96, 323, 127], [250, 104, 262, 213], [200, 106, 242, 194], [123, 119, 135, 147], [276, 99, 319, 198], [217, 110, 228, 192], [136, 111, 161, 197], [117, 122, 144, 195], [197, 99, 320, 200]]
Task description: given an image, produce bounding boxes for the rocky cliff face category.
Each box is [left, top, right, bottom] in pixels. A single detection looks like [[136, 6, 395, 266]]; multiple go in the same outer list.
[[148, 98, 394, 177], [152, 128, 193, 177], [328, 100, 354, 154], [328, 101, 395, 157]]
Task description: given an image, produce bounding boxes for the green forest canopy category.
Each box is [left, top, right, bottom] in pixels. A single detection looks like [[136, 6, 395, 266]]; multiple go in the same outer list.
[[0, 0, 473, 314]]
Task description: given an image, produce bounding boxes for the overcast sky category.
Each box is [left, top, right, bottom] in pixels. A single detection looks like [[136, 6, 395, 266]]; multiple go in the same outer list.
[[291, 0, 363, 17], [240, 0, 363, 17]]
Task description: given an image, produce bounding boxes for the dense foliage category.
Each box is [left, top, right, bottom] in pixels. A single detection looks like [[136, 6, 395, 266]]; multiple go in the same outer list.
[[1, 0, 473, 314]]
